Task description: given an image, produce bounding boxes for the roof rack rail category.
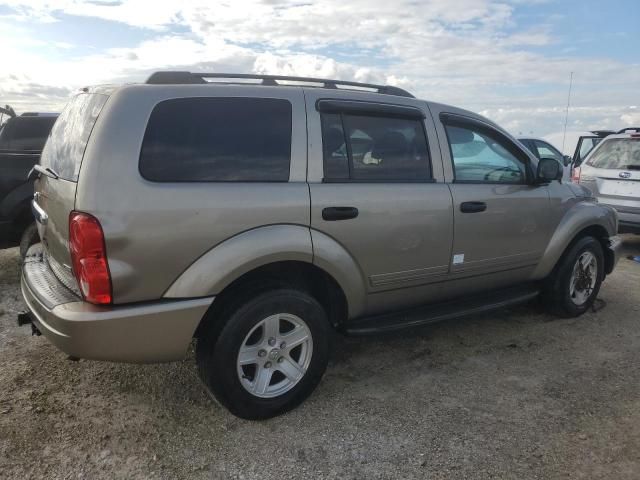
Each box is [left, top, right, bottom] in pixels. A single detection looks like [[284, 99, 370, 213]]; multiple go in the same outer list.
[[590, 130, 616, 136], [618, 127, 640, 134], [145, 71, 415, 98]]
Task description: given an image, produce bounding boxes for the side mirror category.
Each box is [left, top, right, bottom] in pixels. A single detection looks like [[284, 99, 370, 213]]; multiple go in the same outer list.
[[563, 155, 572, 167], [536, 158, 561, 183]]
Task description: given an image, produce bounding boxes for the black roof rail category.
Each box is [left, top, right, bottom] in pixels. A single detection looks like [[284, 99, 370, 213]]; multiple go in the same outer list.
[[145, 71, 415, 98], [617, 127, 640, 134]]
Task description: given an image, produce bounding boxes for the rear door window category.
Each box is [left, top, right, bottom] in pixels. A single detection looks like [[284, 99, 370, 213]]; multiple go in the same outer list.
[[320, 113, 431, 182], [587, 138, 640, 170], [40, 93, 108, 181], [139, 97, 292, 182]]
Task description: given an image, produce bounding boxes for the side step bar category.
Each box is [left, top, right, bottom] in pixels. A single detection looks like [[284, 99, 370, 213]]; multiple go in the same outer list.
[[344, 285, 540, 335]]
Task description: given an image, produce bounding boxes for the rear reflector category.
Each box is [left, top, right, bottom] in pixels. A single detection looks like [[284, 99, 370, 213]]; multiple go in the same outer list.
[[571, 166, 581, 183], [69, 212, 112, 304]]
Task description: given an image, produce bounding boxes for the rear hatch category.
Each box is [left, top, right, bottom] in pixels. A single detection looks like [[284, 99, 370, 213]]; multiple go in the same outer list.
[[32, 92, 108, 286], [579, 136, 640, 214]]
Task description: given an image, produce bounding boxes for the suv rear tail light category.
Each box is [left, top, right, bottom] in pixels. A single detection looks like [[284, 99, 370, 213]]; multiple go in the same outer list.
[[69, 212, 112, 304], [571, 166, 581, 183]]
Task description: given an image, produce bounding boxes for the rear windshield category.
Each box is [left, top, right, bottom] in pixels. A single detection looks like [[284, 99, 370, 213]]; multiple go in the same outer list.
[[40, 93, 108, 181], [587, 138, 640, 170], [0, 116, 57, 151], [139, 97, 292, 182]]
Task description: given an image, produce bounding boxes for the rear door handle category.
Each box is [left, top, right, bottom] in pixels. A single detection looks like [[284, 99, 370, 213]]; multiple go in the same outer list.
[[322, 207, 359, 221], [460, 201, 487, 213]]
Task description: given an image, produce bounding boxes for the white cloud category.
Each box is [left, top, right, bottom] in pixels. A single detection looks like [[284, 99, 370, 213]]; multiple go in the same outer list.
[[0, 0, 638, 137]]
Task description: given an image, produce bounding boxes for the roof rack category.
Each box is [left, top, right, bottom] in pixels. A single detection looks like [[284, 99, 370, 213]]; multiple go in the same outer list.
[[618, 127, 640, 134], [145, 71, 415, 98], [590, 130, 616, 137]]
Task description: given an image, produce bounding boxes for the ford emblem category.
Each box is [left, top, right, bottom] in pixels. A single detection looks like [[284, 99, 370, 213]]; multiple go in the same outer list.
[[619, 171, 632, 179]]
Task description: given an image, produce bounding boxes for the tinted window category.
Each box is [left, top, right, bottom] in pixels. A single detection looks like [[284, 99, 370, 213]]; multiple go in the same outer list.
[[578, 137, 602, 162], [0, 116, 57, 151], [587, 138, 640, 170], [40, 93, 108, 181], [140, 97, 292, 182], [321, 113, 430, 182], [445, 124, 526, 183]]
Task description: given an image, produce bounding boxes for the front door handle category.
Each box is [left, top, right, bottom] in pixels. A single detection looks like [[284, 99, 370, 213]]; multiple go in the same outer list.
[[322, 207, 359, 221], [460, 201, 487, 213]]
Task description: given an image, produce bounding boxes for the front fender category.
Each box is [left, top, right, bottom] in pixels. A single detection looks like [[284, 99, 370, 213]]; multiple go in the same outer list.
[[164, 224, 314, 298], [532, 201, 618, 279]]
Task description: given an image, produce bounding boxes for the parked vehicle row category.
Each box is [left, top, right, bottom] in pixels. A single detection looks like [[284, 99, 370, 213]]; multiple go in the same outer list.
[[18, 71, 622, 419], [0, 110, 58, 255]]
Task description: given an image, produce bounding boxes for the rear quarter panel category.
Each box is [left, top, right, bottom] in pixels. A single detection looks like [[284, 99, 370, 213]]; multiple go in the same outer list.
[[75, 84, 310, 304]]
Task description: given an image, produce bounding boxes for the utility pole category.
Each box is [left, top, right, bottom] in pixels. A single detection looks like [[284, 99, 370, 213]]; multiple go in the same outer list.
[[561, 71, 574, 154]]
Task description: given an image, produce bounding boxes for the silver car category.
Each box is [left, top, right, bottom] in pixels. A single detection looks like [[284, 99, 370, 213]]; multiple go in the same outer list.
[[20, 71, 622, 419], [573, 128, 640, 233]]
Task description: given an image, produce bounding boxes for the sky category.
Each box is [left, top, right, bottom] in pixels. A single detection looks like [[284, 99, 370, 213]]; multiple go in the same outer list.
[[0, 0, 638, 151]]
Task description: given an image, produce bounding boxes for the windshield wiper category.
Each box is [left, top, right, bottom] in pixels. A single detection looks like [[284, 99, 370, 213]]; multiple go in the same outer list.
[[27, 164, 59, 180]]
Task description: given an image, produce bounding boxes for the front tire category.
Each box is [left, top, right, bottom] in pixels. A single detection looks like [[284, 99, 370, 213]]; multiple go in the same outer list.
[[544, 236, 604, 317], [196, 289, 331, 420]]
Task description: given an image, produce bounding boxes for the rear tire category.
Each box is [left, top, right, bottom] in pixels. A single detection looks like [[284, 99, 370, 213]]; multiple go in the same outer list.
[[196, 288, 331, 420], [19, 223, 39, 259], [543, 236, 604, 317]]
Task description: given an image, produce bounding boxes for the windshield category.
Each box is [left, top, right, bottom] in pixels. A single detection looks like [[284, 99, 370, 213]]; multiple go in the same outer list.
[[586, 138, 640, 170], [40, 93, 108, 181]]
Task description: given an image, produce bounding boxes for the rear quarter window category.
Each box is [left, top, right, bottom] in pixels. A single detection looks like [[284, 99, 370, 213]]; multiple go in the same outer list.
[[40, 93, 108, 181], [139, 97, 292, 182]]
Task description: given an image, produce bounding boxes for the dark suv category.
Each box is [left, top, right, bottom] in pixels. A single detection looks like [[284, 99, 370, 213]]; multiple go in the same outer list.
[[0, 111, 58, 255]]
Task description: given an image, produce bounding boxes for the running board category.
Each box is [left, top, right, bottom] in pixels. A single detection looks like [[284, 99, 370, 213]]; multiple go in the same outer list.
[[344, 285, 540, 335]]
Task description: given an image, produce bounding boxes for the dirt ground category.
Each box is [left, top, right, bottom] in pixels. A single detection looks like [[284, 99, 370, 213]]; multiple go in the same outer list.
[[1, 236, 639, 480]]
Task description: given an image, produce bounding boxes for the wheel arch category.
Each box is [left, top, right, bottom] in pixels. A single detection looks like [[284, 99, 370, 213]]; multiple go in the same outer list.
[[193, 260, 350, 338], [162, 224, 364, 333], [533, 202, 617, 280]]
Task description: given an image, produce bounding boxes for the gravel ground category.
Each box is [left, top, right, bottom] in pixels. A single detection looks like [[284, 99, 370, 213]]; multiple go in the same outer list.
[[1, 236, 639, 479]]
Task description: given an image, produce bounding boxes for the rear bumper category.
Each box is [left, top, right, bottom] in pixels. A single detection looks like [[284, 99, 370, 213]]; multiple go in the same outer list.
[[605, 235, 623, 275], [600, 204, 640, 234], [21, 246, 213, 363], [617, 211, 640, 234]]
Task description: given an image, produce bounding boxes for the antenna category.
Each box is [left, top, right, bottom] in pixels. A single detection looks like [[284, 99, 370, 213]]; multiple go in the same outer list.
[[561, 71, 573, 154]]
